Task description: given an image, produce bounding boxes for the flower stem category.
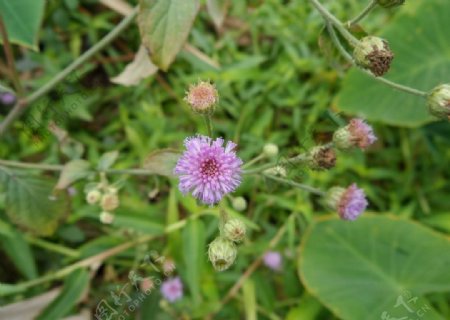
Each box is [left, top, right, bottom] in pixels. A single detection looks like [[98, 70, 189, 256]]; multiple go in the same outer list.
[[263, 174, 326, 197], [308, 0, 360, 46], [204, 114, 213, 137], [25, 235, 80, 258], [242, 153, 265, 169], [347, 0, 378, 27], [0, 14, 24, 96], [0, 7, 139, 138], [325, 24, 428, 97]]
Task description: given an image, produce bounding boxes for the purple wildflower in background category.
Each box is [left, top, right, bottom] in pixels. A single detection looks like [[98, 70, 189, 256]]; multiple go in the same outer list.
[[0, 92, 16, 105], [160, 277, 183, 303], [348, 118, 377, 149], [337, 184, 368, 220], [174, 135, 243, 205], [263, 251, 282, 271]]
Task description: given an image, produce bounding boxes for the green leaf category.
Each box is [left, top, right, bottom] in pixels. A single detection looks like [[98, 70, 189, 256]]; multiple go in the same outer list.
[[182, 219, 206, 306], [0, 167, 70, 236], [55, 160, 91, 189], [242, 278, 257, 320], [336, 0, 450, 127], [0, 0, 46, 50], [97, 150, 119, 171], [299, 215, 450, 320], [0, 220, 37, 280], [138, 0, 200, 70], [36, 268, 89, 320], [142, 149, 180, 177]]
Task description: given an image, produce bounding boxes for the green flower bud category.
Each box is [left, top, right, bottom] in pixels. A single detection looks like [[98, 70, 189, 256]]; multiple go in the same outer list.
[[101, 193, 119, 211], [306, 146, 336, 170], [427, 84, 450, 120], [354, 36, 394, 77], [100, 211, 115, 224], [184, 81, 218, 114], [223, 219, 246, 243], [232, 196, 247, 212], [264, 165, 287, 177], [86, 189, 101, 205], [325, 187, 346, 212], [208, 237, 237, 272], [263, 143, 279, 157], [376, 0, 405, 8]]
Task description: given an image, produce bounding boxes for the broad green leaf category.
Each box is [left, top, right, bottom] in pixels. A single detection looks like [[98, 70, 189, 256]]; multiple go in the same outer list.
[[36, 268, 89, 320], [138, 0, 200, 70], [206, 0, 230, 30], [182, 219, 205, 305], [336, 0, 450, 127], [0, 167, 70, 236], [0, 220, 37, 280], [55, 159, 91, 189], [299, 215, 450, 320], [142, 149, 180, 177], [111, 45, 158, 86], [97, 150, 119, 171], [421, 214, 450, 234], [0, 0, 45, 50]]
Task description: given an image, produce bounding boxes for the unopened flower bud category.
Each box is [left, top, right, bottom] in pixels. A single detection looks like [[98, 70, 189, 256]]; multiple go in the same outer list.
[[263, 143, 279, 157], [208, 237, 237, 271], [100, 211, 115, 224], [140, 277, 155, 293], [354, 36, 394, 77], [232, 196, 247, 212], [333, 118, 377, 150], [107, 186, 118, 194], [101, 193, 119, 211], [325, 184, 368, 220], [264, 165, 287, 177], [223, 219, 246, 243], [163, 259, 176, 275], [376, 0, 405, 8], [86, 189, 101, 204], [427, 84, 450, 120], [184, 81, 218, 114], [306, 146, 336, 170]]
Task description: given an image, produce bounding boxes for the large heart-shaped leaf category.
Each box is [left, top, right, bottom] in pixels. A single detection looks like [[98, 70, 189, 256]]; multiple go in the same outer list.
[[138, 0, 200, 71], [299, 215, 450, 320], [0, 167, 70, 236], [0, 0, 46, 50], [335, 0, 450, 127]]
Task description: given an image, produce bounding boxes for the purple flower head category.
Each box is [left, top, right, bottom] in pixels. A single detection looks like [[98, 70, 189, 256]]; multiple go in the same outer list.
[[174, 135, 243, 205], [161, 277, 183, 303], [348, 118, 377, 149], [263, 251, 282, 271], [0, 92, 16, 105], [338, 184, 368, 220]]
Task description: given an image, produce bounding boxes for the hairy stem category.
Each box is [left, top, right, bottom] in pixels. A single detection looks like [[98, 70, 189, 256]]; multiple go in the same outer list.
[[347, 0, 378, 26], [0, 7, 139, 138], [204, 114, 213, 137], [263, 174, 327, 197]]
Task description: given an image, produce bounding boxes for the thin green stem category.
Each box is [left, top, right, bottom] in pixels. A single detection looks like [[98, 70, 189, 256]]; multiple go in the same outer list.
[[308, 0, 360, 46], [25, 235, 80, 258], [244, 154, 308, 175], [242, 153, 265, 169], [347, 0, 378, 26], [204, 114, 213, 137], [0, 159, 167, 176], [325, 24, 428, 97], [263, 174, 326, 197], [0, 14, 24, 96], [0, 7, 139, 137]]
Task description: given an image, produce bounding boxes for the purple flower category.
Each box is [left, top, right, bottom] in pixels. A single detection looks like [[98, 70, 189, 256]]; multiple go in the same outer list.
[[160, 277, 183, 303], [337, 184, 368, 220], [0, 92, 16, 105], [174, 135, 243, 205], [263, 251, 282, 271], [348, 118, 377, 149]]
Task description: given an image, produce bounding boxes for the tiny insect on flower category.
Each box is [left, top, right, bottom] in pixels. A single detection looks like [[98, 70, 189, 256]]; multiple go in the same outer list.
[[174, 135, 243, 205]]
